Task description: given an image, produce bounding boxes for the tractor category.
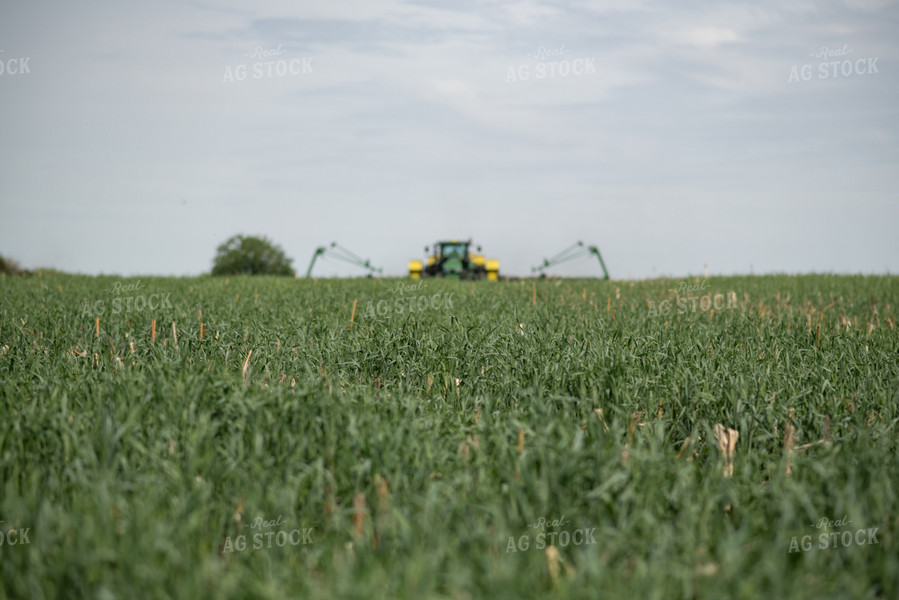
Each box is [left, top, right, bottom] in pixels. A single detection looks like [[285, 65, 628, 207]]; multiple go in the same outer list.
[[409, 239, 499, 280]]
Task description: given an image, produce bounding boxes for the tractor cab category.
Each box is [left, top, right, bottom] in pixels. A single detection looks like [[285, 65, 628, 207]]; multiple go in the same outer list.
[[424, 240, 475, 279], [409, 238, 499, 280], [433, 241, 470, 262]]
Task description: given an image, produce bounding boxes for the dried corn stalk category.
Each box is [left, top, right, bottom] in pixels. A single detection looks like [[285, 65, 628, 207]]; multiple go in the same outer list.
[[713, 423, 739, 478]]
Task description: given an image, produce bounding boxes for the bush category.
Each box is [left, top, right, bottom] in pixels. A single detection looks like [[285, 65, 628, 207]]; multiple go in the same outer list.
[[211, 235, 295, 276], [0, 254, 27, 276]]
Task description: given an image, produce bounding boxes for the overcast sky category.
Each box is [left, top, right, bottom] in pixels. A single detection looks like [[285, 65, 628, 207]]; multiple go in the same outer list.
[[1, 0, 896, 279]]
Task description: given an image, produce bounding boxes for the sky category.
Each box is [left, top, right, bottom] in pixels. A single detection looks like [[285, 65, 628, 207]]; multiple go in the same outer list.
[[1, 0, 897, 279]]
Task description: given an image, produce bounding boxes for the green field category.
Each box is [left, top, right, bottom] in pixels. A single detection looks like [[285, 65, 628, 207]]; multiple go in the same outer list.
[[1, 272, 897, 599]]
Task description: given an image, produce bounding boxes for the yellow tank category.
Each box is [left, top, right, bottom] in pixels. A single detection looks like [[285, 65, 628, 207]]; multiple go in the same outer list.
[[486, 259, 500, 281]]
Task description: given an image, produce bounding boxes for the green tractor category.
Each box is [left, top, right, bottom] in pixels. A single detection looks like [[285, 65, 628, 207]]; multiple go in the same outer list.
[[409, 239, 499, 280]]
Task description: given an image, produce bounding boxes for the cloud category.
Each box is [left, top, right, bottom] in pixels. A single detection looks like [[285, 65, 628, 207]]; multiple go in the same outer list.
[[844, 0, 897, 9], [669, 27, 740, 48], [432, 78, 477, 97]]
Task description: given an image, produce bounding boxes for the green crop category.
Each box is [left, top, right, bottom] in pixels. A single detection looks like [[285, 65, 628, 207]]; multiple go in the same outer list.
[[1, 272, 897, 599]]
